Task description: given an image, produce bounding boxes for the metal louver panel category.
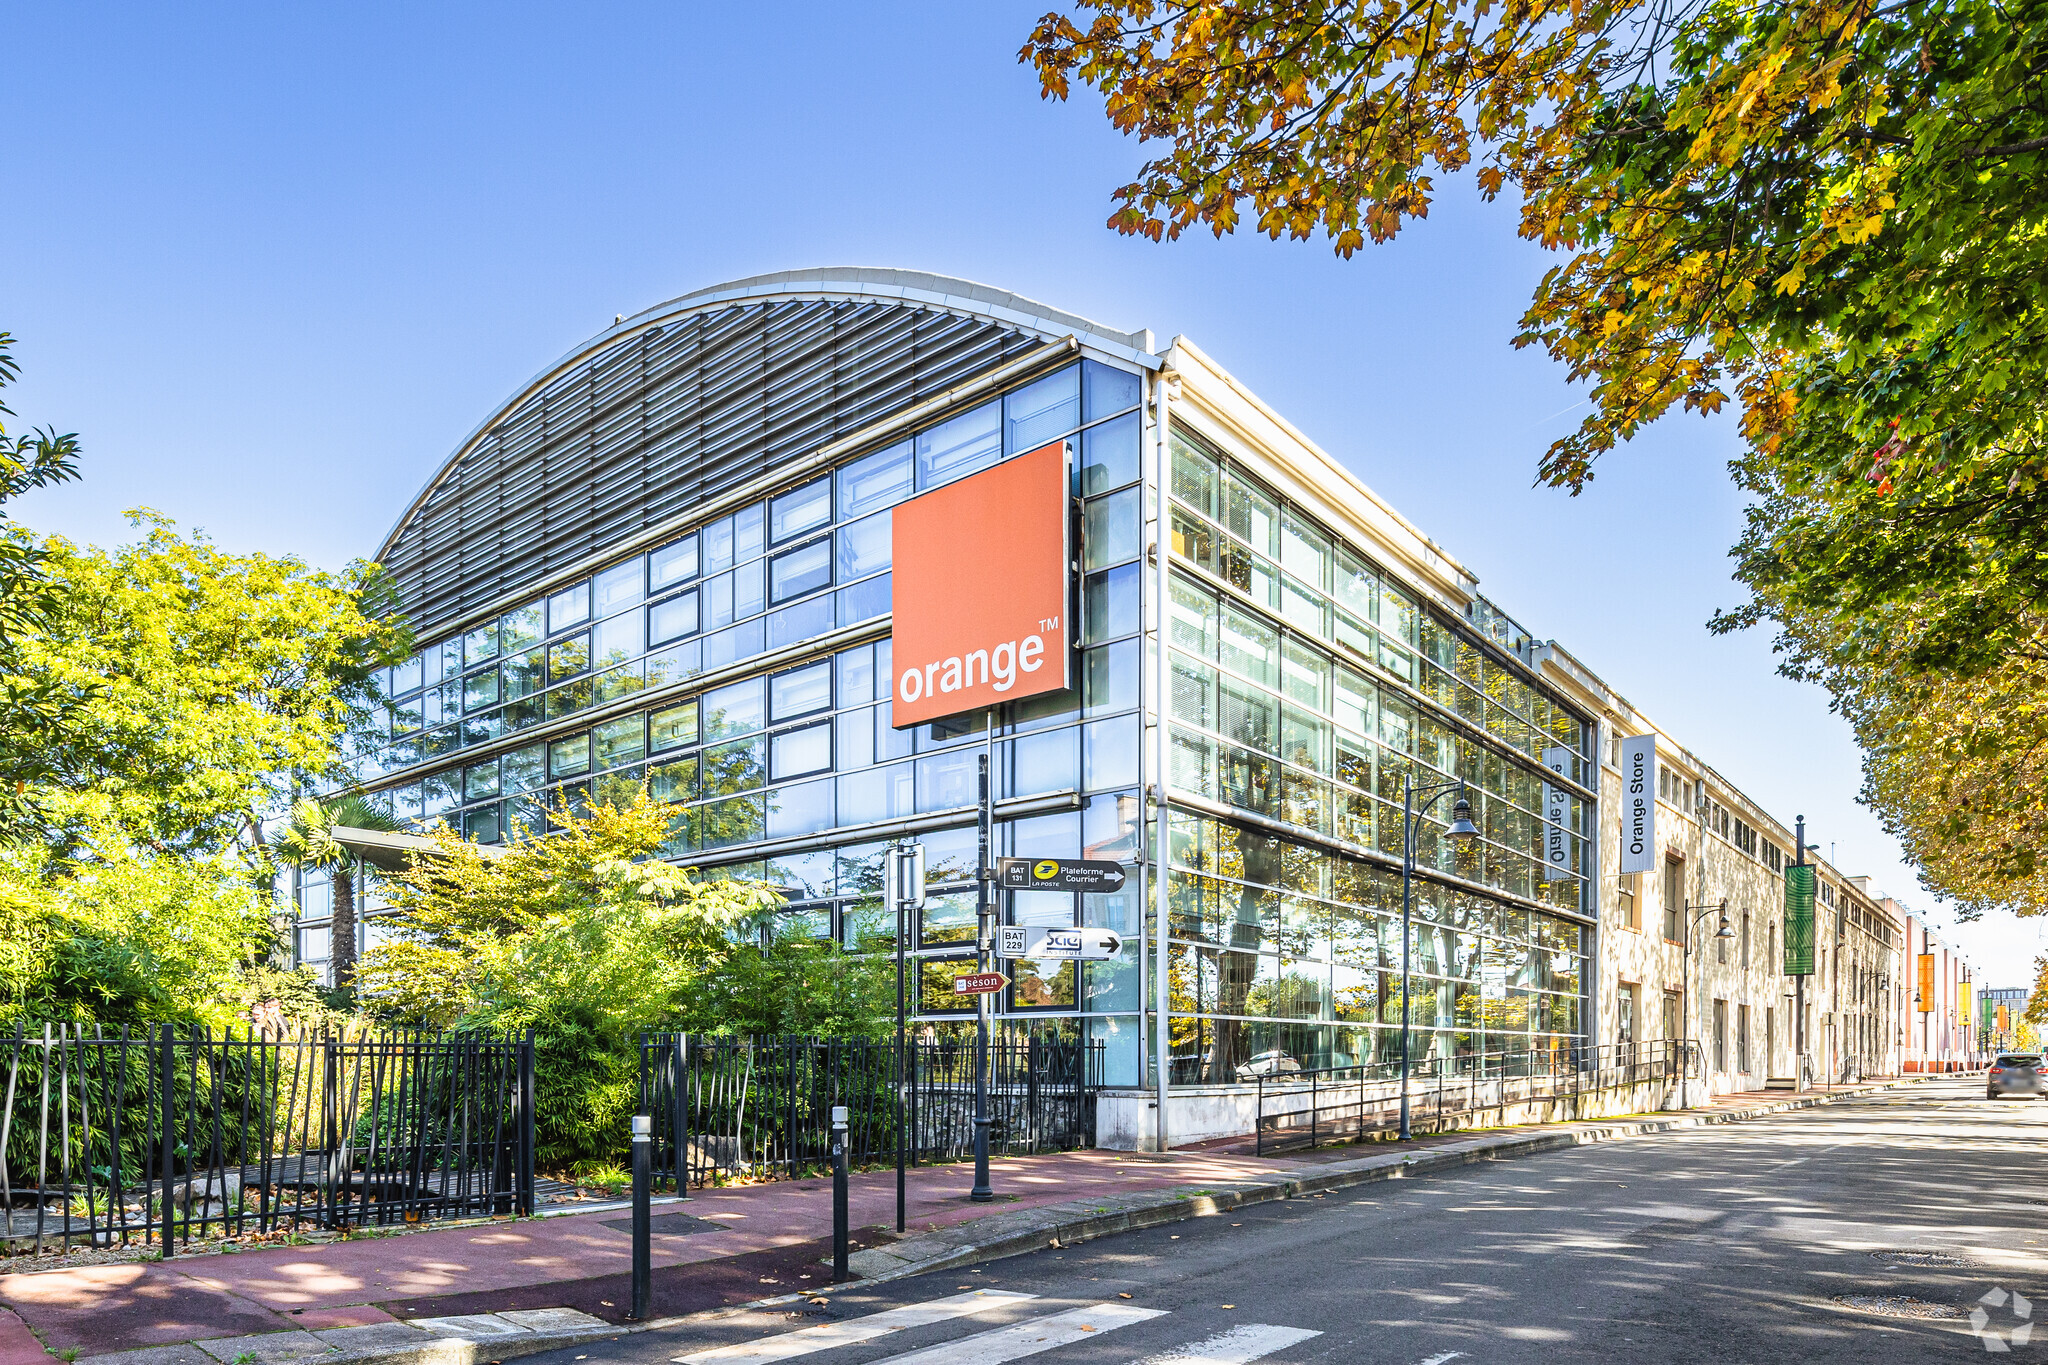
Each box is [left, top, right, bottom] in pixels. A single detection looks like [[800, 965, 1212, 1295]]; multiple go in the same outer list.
[[382, 298, 1041, 627]]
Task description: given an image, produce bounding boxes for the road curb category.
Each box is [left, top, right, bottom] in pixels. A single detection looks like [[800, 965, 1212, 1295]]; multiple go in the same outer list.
[[56, 1077, 1932, 1365]]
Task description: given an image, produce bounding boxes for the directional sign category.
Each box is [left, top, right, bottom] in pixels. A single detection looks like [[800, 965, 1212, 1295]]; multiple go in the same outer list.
[[996, 857, 1127, 893], [951, 971, 1009, 996], [997, 926, 1124, 960]]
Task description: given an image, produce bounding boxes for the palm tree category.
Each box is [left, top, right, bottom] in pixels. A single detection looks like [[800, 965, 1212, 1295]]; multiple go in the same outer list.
[[276, 793, 403, 990]]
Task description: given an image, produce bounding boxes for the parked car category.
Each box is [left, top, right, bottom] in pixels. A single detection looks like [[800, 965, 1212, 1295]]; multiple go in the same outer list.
[[1986, 1054, 2043, 1100], [1235, 1050, 1303, 1080]]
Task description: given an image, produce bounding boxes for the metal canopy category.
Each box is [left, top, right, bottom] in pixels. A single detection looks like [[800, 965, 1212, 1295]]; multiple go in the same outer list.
[[331, 825, 506, 872]]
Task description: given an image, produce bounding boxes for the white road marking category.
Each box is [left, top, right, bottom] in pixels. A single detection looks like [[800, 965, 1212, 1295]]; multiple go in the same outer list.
[[1415, 1353, 1467, 1365], [865, 1302, 1168, 1365], [673, 1291, 1037, 1363], [1134, 1322, 1322, 1363]]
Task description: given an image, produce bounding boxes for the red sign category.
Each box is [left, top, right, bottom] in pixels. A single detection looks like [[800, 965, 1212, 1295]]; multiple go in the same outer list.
[[890, 440, 1070, 727], [951, 972, 1009, 996]]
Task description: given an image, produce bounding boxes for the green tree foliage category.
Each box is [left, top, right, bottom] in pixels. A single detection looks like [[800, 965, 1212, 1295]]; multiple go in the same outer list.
[[0, 332, 86, 823], [1026, 0, 2048, 912], [17, 514, 411, 855], [361, 786, 893, 1165], [1, 509, 411, 1023], [0, 819, 271, 1024]]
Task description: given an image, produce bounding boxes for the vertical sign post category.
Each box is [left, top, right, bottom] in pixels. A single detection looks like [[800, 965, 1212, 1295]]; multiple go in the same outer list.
[[888, 841, 924, 1234], [971, 748, 994, 1202], [1787, 815, 1816, 1088]]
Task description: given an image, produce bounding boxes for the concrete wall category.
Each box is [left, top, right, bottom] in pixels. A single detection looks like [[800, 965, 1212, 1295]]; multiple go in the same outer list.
[[1095, 1072, 1698, 1151]]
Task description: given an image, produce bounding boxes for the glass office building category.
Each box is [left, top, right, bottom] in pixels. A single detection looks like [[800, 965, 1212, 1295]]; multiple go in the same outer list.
[[298, 270, 1597, 1093]]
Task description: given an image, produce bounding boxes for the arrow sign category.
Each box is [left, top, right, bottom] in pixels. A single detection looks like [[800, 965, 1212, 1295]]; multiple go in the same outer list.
[[997, 926, 1124, 960], [996, 857, 1128, 893], [951, 971, 1009, 996]]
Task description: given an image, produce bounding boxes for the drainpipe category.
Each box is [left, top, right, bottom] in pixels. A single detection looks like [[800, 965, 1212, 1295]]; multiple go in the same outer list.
[[1151, 356, 1175, 1152]]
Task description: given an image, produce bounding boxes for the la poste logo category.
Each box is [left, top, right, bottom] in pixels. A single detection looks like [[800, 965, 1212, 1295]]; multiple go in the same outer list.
[[890, 440, 1070, 728]]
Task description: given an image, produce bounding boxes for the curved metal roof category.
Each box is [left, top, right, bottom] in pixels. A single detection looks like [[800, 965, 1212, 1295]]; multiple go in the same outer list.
[[377, 268, 1156, 562]]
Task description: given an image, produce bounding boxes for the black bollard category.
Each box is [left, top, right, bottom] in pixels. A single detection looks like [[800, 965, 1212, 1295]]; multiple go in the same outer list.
[[831, 1104, 849, 1284], [629, 1113, 651, 1320]]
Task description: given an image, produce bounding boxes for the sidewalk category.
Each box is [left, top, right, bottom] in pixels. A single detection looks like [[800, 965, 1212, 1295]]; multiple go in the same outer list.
[[0, 1076, 1928, 1365]]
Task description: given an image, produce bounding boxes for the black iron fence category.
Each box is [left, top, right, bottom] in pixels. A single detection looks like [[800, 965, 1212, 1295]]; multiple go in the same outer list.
[[639, 1033, 1102, 1187], [1, 1022, 534, 1254], [1255, 1039, 1698, 1155]]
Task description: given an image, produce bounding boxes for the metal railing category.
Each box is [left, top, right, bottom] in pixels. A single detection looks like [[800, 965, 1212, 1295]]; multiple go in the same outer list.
[[639, 1033, 1103, 1187], [1254, 1039, 1697, 1155], [1, 1022, 534, 1254]]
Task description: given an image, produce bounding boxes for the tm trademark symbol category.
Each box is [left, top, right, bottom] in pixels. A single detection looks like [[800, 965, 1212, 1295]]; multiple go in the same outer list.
[[1040, 616, 1060, 631]]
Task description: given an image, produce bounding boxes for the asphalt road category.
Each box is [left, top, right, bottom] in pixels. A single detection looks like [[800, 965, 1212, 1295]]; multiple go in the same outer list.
[[546, 1078, 2047, 1364]]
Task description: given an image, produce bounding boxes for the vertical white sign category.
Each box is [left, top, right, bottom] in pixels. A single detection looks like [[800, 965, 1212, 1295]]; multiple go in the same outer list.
[[1619, 734, 1658, 874], [1542, 746, 1574, 882]]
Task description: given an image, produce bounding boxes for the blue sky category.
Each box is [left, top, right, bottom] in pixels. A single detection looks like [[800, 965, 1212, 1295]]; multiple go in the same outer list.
[[8, 2, 2027, 979]]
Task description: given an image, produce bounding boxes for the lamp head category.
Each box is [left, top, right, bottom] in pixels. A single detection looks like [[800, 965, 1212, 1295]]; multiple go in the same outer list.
[[1715, 914, 1735, 940], [1446, 790, 1479, 842]]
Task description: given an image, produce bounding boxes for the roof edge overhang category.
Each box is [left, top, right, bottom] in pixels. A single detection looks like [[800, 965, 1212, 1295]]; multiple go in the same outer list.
[[375, 268, 1159, 564]]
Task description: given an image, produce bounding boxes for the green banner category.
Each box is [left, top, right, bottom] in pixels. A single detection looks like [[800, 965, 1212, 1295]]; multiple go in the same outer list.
[[1784, 864, 1816, 974]]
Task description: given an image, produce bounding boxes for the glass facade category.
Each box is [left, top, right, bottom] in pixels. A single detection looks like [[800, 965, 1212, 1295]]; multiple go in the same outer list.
[[1154, 429, 1595, 1082], [309, 285, 1597, 1095]]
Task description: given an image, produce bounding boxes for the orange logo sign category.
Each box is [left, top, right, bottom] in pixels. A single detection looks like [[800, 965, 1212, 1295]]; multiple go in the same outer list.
[[890, 440, 1070, 727]]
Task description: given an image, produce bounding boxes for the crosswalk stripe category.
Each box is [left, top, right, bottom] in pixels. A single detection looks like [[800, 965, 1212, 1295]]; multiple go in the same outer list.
[[673, 1290, 1038, 1363], [1134, 1323, 1323, 1365], [861, 1302, 1169, 1365]]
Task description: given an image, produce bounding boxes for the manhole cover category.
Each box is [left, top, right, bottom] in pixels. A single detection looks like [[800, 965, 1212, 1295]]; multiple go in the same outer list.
[[1872, 1248, 1969, 1268], [1833, 1294, 1968, 1319]]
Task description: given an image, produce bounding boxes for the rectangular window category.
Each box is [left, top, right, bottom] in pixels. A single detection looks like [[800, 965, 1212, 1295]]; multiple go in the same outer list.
[[548, 583, 590, 633], [1618, 874, 1639, 931], [651, 700, 698, 753], [463, 760, 500, 801], [502, 743, 545, 793], [1616, 983, 1638, 1045], [836, 510, 891, 581], [1714, 999, 1728, 1071], [593, 610, 644, 667], [594, 716, 646, 770], [463, 668, 500, 713], [1662, 990, 1681, 1043], [770, 721, 832, 780], [503, 647, 544, 700], [1738, 1003, 1752, 1073], [1005, 366, 1080, 453], [389, 652, 424, 696], [1083, 486, 1140, 570], [463, 624, 499, 667], [1083, 563, 1140, 643], [769, 537, 833, 603], [1081, 411, 1140, 494], [548, 634, 590, 681], [770, 476, 832, 545], [650, 535, 699, 591], [650, 591, 698, 645], [550, 734, 591, 780], [594, 559, 645, 616], [702, 678, 766, 740], [770, 661, 832, 721], [500, 602, 544, 653], [838, 440, 913, 520], [916, 399, 1002, 488], [1663, 857, 1684, 941]]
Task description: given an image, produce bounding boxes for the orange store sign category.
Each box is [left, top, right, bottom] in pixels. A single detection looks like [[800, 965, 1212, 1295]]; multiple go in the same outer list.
[[890, 440, 1070, 728]]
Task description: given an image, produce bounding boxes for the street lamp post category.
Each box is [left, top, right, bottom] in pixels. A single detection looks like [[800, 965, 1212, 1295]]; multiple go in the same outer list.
[[1680, 900, 1733, 1105], [1398, 775, 1480, 1142]]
